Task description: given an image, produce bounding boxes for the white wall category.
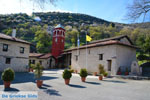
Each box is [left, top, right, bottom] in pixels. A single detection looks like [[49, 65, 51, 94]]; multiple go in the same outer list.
[[71, 45, 118, 75], [116, 45, 136, 72], [71, 44, 136, 75]]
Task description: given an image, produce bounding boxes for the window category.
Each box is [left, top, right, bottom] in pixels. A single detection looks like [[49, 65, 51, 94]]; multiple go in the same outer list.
[[20, 47, 24, 53], [29, 60, 31, 64], [99, 54, 103, 60], [6, 58, 11, 64], [32, 60, 35, 64], [55, 38, 57, 42], [3, 44, 8, 52], [39, 61, 42, 65]]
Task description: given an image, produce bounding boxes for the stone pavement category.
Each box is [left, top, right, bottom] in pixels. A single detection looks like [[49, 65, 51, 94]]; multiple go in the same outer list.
[[0, 69, 150, 100]]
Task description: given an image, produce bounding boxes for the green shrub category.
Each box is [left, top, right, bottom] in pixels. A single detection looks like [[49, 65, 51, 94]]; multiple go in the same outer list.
[[98, 64, 105, 75], [1, 68, 15, 82], [34, 63, 43, 79], [69, 69, 74, 73], [62, 69, 72, 79], [30, 64, 35, 69], [68, 65, 72, 69], [80, 69, 88, 77], [103, 72, 108, 76]]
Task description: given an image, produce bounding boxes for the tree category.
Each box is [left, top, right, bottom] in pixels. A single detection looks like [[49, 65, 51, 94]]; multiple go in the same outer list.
[[34, 28, 52, 53], [126, 0, 150, 22]]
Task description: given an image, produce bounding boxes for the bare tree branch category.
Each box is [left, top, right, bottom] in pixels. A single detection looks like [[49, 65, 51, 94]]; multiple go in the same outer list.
[[30, 0, 59, 9], [126, 0, 150, 22]]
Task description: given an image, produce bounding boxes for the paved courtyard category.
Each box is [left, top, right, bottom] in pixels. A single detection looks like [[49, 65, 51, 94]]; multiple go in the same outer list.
[[0, 69, 150, 100]]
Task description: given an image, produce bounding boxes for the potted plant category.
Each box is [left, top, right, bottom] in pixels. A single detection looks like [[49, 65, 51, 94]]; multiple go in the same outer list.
[[99, 74, 103, 80], [93, 72, 97, 76], [125, 67, 129, 75], [1, 68, 15, 88], [29, 64, 35, 72], [98, 64, 105, 80], [34, 63, 43, 88], [62, 69, 72, 85], [80, 69, 88, 82], [117, 67, 121, 75], [103, 72, 108, 77], [75, 70, 78, 74]]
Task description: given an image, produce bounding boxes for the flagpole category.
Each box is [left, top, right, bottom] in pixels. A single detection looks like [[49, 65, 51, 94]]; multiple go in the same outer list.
[[86, 32, 87, 70]]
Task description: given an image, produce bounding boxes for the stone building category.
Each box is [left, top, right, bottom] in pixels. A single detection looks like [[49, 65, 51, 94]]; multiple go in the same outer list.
[[29, 53, 56, 69], [62, 35, 137, 75], [0, 33, 30, 72]]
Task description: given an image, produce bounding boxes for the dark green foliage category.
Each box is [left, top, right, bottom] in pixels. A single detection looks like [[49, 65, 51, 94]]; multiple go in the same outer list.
[[137, 54, 149, 61], [80, 69, 88, 77], [62, 69, 72, 79], [1, 68, 15, 82], [34, 63, 43, 79]]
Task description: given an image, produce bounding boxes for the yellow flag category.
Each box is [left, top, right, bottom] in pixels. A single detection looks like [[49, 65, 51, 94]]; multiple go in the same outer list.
[[86, 35, 92, 41]]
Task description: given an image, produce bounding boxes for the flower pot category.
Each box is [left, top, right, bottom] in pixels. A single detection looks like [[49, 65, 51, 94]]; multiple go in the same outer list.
[[4, 81, 11, 88], [75, 70, 78, 74], [117, 72, 121, 75], [81, 77, 86, 82], [104, 75, 107, 77], [36, 80, 43, 88], [93, 72, 97, 76], [125, 72, 129, 75], [29, 68, 33, 72], [64, 79, 70, 85], [99, 76, 103, 80]]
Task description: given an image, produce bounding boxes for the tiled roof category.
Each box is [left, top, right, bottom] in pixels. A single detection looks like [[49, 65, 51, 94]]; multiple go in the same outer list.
[[29, 53, 43, 57], [64, 40, 137, 52], [39, 53, 52, 59], [89, 35, 133, 45], [29, 53, 52, 59], [0, 33, 31, 44]]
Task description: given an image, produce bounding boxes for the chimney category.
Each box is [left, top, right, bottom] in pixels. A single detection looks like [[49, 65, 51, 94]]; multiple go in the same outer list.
[[12, 27, 16, 38]]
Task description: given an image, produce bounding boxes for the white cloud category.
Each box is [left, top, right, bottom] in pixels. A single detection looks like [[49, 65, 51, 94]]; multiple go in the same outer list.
[[0, 0, 72, 15]]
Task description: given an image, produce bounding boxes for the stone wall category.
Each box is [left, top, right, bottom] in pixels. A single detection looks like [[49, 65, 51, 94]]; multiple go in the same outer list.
[[0, 39, 30, 72]]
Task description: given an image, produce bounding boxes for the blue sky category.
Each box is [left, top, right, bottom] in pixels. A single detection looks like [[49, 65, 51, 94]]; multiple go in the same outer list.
[[0, 0, 134, 23]]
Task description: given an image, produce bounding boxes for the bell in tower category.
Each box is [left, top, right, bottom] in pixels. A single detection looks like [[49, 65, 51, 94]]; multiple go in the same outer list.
[[51, 24, 65, 59]]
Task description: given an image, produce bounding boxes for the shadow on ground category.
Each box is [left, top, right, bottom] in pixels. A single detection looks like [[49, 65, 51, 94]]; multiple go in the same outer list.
[[43, 89, 61, 96], [4, 87, 19, 92], [69, 84, 86, 88], [85, 81, 101, 85], [0, 72, 58, 85], [102, 80, 126, 83]]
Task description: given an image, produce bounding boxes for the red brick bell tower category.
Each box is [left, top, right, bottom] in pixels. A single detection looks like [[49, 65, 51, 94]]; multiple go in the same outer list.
[[52, 24, 65, 59]]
